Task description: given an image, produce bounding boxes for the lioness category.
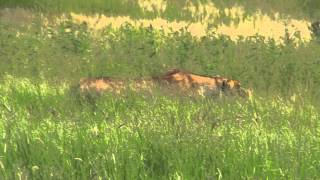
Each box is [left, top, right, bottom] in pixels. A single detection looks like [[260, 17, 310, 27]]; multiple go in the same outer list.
[[152, 69, 251, 97], [79, 69, 252, 98]]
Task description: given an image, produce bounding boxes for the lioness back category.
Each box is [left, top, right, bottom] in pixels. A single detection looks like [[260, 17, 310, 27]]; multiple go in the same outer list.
[[79, 77, 124, 94], [79, 77, 155, 94], [152, 69, 247, 97]]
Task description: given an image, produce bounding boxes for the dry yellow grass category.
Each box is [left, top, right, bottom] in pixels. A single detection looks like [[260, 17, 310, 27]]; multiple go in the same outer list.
[[67, 1, 312, 44], [2, 1, 312, 45]]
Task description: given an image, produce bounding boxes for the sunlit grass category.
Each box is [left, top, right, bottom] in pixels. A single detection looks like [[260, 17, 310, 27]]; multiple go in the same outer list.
[[1, 2, 313, 44], [2, 17, 320, 99], [138, 0, 167, 13], [56, 4, 313, 44]]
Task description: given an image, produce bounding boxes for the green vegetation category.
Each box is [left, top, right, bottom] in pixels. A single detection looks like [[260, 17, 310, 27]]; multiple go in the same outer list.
[[1, 75, 320, 179], [1, 0, 320, 20], [1, 18, 320, 99], [1, 1, 320, 179]]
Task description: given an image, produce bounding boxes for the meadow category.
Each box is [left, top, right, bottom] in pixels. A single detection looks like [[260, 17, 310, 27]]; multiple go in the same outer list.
[[1, 0, 320, 179], [1, 0, 320, 21]]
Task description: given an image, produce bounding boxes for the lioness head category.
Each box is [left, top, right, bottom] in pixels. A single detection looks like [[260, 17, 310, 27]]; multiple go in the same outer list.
[[222, 79, 241, 91], [220, 79, 253, 98]]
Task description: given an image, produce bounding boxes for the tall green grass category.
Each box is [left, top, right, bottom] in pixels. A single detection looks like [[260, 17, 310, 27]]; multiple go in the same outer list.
[[1, 0, 320, 20], [1, 75, 320, 179], [0, 0, 142, 16]]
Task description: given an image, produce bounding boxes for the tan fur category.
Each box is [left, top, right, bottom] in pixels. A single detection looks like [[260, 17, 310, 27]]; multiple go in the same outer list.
[[79, 77, 154, 94], [152, 69, 249, 97], [79, 69, 252, 98], [79, 77, 123, 94]]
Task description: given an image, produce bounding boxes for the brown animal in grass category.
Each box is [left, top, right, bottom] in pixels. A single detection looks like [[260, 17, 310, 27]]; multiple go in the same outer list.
[[152, 69, 251, 97], [79, 69, 252, 98]]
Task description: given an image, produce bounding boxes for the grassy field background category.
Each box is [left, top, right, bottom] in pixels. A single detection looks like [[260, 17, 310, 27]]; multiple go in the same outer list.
[[1, 0, 320, 20], [1, 0, 320, 179]]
